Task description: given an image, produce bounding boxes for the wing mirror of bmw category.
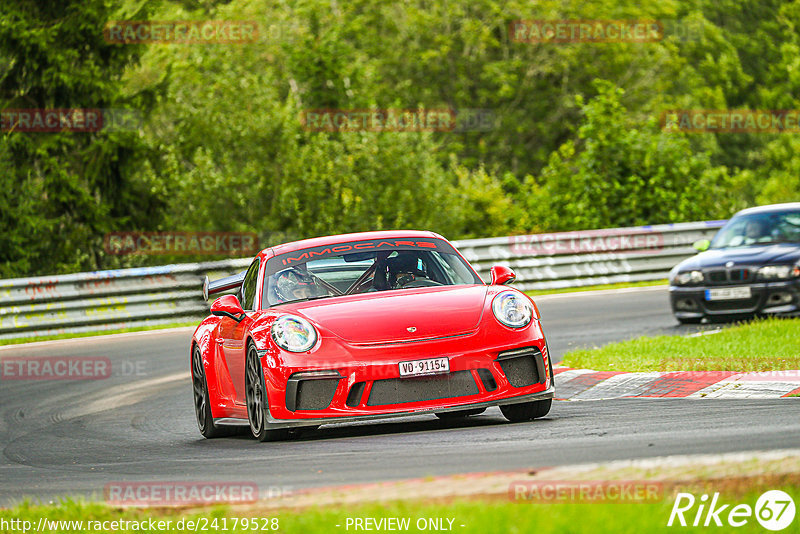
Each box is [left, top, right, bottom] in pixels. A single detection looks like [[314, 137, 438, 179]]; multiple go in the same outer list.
[[490, 265, 516, 285], [693, 239, 711, 252], [210, 294, 246, 322]]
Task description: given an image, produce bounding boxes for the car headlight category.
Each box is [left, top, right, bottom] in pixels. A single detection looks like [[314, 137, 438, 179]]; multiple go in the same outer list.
[[271, 315, 317, 352], [492, 290, 533, 328], [757, 265, 797, 280], [672, 270, 704, 286]]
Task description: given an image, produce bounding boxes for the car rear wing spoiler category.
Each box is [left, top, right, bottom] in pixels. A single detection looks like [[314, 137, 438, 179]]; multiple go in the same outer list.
[[203, 271, 246, 301]]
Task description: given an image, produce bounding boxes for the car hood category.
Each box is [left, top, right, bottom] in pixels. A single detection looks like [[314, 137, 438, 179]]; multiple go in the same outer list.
[[284, 285, 489, 344], [678, 243, 800, 270]]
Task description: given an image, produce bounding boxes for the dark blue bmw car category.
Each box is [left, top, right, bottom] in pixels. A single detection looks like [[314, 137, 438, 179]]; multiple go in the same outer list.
[[669, 203, 800, 323]]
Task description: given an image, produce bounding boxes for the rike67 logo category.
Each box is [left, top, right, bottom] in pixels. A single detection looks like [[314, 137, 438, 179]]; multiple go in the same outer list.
[[668, 490, 796, 531]]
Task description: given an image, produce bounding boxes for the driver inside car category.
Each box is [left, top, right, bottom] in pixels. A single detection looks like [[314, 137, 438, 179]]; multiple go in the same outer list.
[[270, 267, 320, 303], [386, 252, 427, 289], [744, 219, 767, 243], [728, 219, 768, 247]]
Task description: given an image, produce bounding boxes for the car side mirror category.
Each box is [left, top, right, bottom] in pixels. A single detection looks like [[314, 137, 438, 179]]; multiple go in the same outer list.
[[490, 265, 516, 285], [210, 294, 246, 322], [693, 239, 710, 252]]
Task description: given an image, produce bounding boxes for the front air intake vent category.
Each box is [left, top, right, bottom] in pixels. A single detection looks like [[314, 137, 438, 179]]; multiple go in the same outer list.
[[346, 382, 366, 407], [367, 371, 478, 406], [285, 371, 342, 411], [496, 347, 544, 388]]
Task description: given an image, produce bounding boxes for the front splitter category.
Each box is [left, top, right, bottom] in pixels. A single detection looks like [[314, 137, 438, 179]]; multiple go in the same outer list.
[[214, 386, 555, 429]]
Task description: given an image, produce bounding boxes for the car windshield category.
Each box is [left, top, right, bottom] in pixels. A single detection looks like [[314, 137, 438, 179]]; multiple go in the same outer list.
[[262, 239, 483, 306], [710, 210, 800, 249]]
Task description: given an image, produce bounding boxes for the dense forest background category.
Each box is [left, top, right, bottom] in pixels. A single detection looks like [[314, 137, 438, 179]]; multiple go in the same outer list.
[[2, 0, 799, 277]]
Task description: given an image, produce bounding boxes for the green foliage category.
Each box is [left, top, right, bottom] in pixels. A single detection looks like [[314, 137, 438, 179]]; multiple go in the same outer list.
[[528, 80, 743, 230], [0, 0, 163, 277], [4, 0, 800, 277], [448, 164, 531, 238], [136, 2, 465, 247], [749, 136, 800, 205]]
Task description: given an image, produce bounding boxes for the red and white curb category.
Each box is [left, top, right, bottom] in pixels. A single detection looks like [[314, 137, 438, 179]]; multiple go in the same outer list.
[[554, 367, 800, 400]]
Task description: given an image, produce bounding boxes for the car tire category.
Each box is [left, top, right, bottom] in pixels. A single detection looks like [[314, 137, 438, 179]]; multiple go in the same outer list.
[[501, 351, 555, 423], [677, 317, 703, 324], [192, 345, 236, 438], [245, 343, 290, 442], [500, 399, 552, 422], [435, 408, 486, 419]]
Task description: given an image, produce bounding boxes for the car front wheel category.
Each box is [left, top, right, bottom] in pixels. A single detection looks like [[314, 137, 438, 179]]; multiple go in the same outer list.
[[500, 399, 552, 422], [501, 353, 556, 422], [245, 343, 289, 442]]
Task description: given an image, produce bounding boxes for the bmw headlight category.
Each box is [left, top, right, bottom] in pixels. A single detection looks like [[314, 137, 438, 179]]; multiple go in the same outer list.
[[672, 270, 704, 286], [271, 315, 317, 352], [757, 265, 797, 280], [492, 290, 533, 328]]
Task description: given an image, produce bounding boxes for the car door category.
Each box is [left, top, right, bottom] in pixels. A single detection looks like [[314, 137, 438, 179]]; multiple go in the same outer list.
[[219, 258, 260, 405]]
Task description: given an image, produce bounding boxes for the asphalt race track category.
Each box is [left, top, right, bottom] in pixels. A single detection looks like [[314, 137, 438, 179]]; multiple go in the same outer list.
[[1, 286, 798, 505]]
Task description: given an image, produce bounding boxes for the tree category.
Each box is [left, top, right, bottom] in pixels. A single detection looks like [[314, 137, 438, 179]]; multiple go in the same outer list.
[[0, 0, 163, 277], [527, 80, 741, 230]]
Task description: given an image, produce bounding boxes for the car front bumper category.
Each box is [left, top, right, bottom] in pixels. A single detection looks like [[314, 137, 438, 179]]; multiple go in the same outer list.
[[214, 386, 554, 429], [670, 279, 800, 318], [213, 321, 554, 428]]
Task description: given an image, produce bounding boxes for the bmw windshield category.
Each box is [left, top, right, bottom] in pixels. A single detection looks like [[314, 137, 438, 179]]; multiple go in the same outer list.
[[710, 210, 800, 249], [262, 239, 483, 306]]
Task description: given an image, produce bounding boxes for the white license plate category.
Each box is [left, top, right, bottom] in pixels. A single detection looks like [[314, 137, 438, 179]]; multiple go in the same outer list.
[[705, 287, 752, 301], [399, 357, 449, 377]]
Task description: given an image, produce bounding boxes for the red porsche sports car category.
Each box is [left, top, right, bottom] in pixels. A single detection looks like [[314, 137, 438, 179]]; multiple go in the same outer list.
[[191, 231, 554, 441]]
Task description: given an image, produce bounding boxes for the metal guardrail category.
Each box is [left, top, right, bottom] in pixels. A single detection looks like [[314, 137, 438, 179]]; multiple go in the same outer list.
[[453, 220, 726, 291], [0, 260, 250, 340], [0, 220, 726, 340]]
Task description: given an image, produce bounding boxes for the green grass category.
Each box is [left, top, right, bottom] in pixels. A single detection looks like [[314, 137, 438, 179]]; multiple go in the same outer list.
[[525, 279, 667, 297], [3, 487, 798, 534], [0, 321, 199, 346], [561, 317, 800, 372]]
